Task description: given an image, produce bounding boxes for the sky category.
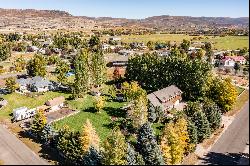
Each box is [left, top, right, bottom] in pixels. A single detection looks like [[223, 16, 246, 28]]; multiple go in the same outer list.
[[0, 0, 249, 19]]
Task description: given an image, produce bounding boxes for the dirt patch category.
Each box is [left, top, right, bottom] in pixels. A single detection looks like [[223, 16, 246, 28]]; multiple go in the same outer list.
[[182, 153, 199, 165], [46, 108, 78, 123]]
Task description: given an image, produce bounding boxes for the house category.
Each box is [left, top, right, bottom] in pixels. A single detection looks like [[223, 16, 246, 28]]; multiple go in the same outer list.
[[157, 50, 171, 56], [101, 44, 111, 50], [17, 76, 54, 93], [45, 96, 65, 112], [27, 46, 39, 52], [13, 107, 36, 122], [147, 85, 183, 112], [118, 49, 134, 56], [109, 37, 121, 41], [221, 56, 246, 67]]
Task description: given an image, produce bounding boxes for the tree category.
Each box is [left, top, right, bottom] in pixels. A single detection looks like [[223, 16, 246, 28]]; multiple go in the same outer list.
[[202, 98, 222, 131], [56, 60, 70, 85], [26, 54, 47, 77], [146, 41, 154, 50], [187, 119, 198, 152], [57, 125, 84, 165], [180, 39, 190, 51], [41, 124, 57, 145], [113, 67, 122, 80], [14, 57, 26, 72], [93, 96, 105, 113], [107, 84, 117, 100], [207, 77, 237, 112], [234, 62, 241, 74], [192, 110, 211, 143], [127, 143, 145, 165], [89, 35, 100, 48], [101, 127, 128, 165], [91, 50, 107, 86], [0, 44, 11, 61], [80, 119, 100, 153], [31, 109, 47, 139], [136, 122, 164, 165], [5, 77, 19, 93], [148, 102, 164, 123], [72, 49, 91, 98], [196, 49, 206, 60], [82, 146, 101, 165], [47, 54, 60, 65], [160, 118, 190, 164]]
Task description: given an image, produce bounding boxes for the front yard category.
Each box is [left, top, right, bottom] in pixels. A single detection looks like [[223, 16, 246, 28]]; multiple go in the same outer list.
[[54, 94, 127, 141], [0, 91, 71, 121]]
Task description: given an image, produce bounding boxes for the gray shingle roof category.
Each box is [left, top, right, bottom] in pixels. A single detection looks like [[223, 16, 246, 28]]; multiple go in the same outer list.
[[17, 76, 52, 88]]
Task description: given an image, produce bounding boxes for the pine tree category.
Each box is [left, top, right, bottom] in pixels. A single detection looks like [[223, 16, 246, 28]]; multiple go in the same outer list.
[[72, 49, 91, 98], [82, 146, 102, 165], [192, 111, 211, 143], [31, 109, 47, 139], [136, 122, 164, 165], [202, 98, 222, 132], [127, 143, 145, 165], [56, 60, 70, 85], [41, 124, 56, 145], [101, 127, 128, 165], [187, 119, 198, 152], [57, 125, 84, 165], [80, 119, 100, 153]]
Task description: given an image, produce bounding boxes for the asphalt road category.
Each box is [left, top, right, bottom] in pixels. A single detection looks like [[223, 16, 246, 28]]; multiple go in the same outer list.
[[199, 100, 249, 165], [0, 125, 48, 165], [0, 71, 26, 79]]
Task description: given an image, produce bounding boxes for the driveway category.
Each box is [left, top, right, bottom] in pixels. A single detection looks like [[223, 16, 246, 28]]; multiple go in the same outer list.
[[0, 125, 48, 165], [198, 100, 249, 165]]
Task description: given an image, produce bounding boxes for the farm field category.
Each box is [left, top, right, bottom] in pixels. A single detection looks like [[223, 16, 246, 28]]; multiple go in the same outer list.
[[102, 34, 249, 50], [54, 94, 127, 141], [0, 91, 70, 121]]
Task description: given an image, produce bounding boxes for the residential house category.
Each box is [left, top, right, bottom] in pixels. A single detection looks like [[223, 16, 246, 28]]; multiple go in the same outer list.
[[118, 49, 134, 56], [109, 36, 121, 41], [147, 85, 183, 113], [17, 76, 54, 93], [45, 96, 65, 112], [221, 56, 246, 67], [26, 46, 39, 52], [157, 50, 171, 56], [0, 98, 8, 108]]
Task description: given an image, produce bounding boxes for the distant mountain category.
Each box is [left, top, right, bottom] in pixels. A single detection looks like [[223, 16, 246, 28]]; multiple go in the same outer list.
[[0, 8, 248, 31]]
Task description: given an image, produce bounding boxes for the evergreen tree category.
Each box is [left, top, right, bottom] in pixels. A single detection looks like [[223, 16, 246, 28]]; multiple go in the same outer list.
[[0, 44, 11, 61], [41, 124, 57, 145], [187, 119, 198, 151], [82, 146, 101, 165], [127, 143, 145, 165], [101, 127, 128, 165], [202, 98, 222, 132], [192, 111, 211, 143], [93, 96, 105, 113], [72, 49, 91, 98], [136, 122, 164, 165], [57, 125, 84, 165]]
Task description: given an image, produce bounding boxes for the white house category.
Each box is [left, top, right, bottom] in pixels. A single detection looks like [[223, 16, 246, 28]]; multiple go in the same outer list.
[[101, 44, 110, 50]]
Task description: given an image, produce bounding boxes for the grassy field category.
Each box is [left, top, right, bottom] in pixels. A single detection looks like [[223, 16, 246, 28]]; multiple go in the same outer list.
[[103, 34, 249, 50], [54, 95, 127, 141], [197, 36, 249, 50], [0, 92, 70, 121]]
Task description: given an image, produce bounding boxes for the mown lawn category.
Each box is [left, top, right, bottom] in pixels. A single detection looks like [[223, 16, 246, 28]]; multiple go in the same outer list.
[[0, 91, 71, 121], [54, 94, 127, 141], [236, 86, 245, 96]]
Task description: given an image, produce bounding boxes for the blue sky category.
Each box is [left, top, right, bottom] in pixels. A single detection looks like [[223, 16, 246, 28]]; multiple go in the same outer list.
[[0, 0, 248, 18]]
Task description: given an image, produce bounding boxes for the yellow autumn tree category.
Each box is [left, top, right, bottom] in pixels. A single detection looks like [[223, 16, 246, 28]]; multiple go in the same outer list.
[[93, 96, 105, 113], [160, 118, 190, 165], [80, 119, 100, 153]]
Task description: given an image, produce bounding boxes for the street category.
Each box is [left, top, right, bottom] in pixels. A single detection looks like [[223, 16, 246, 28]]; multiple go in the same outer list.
[[0, 125, 48, 165], [199, 100, 249, 165]]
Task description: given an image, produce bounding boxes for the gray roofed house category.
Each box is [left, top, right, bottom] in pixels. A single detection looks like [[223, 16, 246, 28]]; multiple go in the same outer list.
[[147, 85, 183, 112], [17, 76, 54, 93]]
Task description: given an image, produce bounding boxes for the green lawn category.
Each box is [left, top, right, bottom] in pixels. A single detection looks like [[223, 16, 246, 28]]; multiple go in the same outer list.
[[0, 92, 71, 121], [236, 86, 245, 96], [54, 95, 127, 141]]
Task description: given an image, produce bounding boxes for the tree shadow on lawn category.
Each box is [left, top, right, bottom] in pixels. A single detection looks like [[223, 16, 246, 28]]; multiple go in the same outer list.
[[198, 151, 249, 165], [103, 107, 127, 118], [17, 130, 64, 165]]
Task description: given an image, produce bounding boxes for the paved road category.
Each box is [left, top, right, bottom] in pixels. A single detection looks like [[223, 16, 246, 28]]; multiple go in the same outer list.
[[199, 100, 249, 165], [0, 125, 48, 165], [0, 71, 26, 79]]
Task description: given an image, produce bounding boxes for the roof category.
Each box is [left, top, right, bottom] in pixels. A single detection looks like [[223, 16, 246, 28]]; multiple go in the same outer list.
[[147, 85, 182, 109], [0, 99, 8, 106], [13, 107, 28, 112], [17, 76, 52, 88], [224, 56, 246, 61], [45, 96, 65, 107]]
